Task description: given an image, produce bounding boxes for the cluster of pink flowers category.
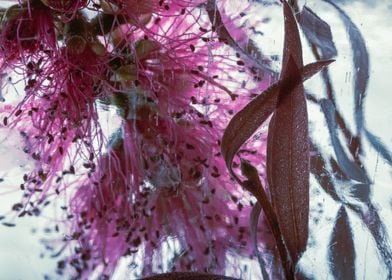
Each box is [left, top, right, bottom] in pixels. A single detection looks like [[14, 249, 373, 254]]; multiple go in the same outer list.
[[0, 0, 272, 278]]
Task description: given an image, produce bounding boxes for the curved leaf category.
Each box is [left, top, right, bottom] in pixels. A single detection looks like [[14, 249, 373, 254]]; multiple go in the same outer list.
[[310, 143, 341, 202], [324, 0, 369, 134], [250, 202, 269, 280], [299, 6, 337, 60], [365, 129, 392, 166], [320, 99, 369, 183], [241, 159, 294, 279], [328, 206, 356, 280], [222, 59, 333, 182], [320, 102, 392, 276], [221, 1, 333, 276]]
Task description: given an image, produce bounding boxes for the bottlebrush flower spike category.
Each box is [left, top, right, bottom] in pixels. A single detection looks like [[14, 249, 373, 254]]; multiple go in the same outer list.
[[58, 7, 274, 277], [0, 0, 275, 279], [63, 114, 270, 278], [1, 31, 111, 204], [0, 1, 56, 62]]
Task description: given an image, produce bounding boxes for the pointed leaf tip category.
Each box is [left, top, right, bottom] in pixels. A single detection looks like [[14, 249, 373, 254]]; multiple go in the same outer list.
[[328, 206, 356, 280], [282, 0, 303, 71]]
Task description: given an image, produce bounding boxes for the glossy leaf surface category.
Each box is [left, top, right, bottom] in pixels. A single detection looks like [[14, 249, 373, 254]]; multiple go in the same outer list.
[[266, 1, 308, 265]]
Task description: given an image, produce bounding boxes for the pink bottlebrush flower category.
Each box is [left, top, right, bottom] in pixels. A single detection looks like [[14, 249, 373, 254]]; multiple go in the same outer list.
[[64, 112, 271, 278], [1, 1, 275, 279], [61, 16, 273, 275], [1, 35, 112, 205], [108, 4, 258, 103], [0, 1, 56, 63]]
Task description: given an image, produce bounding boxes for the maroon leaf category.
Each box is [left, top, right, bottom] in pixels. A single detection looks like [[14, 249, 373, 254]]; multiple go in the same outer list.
[[266, 1, 309, 265], [328, 206, 356, 280], [221, 59, 333, 182], [249, 202, 269, 280], [241, 159, 293, 279], [141, 272, 239, 280], [300, 60, 334, 79], [221, 1, 333, 276], [267, 59, 308, 265], [281, 0, 303, 71], [309, 144, 341, 202]]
